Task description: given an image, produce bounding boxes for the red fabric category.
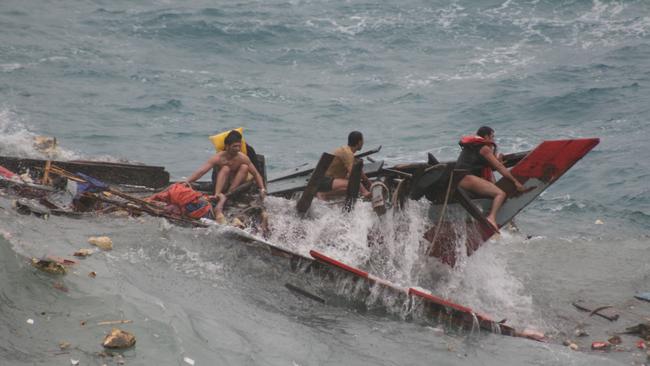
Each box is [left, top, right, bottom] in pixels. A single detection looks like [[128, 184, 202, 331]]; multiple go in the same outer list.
[[0, 165, 16, 179], [148, 183, 211, 219], [459, 135, 495, 147], [167, 183, 203, 206]]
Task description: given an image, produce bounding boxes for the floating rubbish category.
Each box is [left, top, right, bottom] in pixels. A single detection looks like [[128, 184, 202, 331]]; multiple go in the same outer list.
[[26, 318, 34, 325], [594, 219, 604, 225], [569, 343, 579, 351], [88, 236, 113, 251], [621, 322, 650, 340], [53, 281, 69, 292], [591, 341, 610, 350], [102, 328, 136, 349], [88, 271, 96, 278], [59, 341, 71, 350], [183, 356, 195, 365], [574, 328, 589, 337], [571, 300, 619, 321], [634, 292, 650, 302], [97, 320, 133, 326], [637, 340, 647, 349], [608, 335, 622, 345], [70, 359, 79, 365], [31, 258, 67, 275], [73, 248, 94, 257]]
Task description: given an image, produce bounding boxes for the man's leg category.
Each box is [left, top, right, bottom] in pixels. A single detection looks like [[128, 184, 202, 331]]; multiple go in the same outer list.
[[213, 166, 231, 219], [458, 175, 506, 229], [227, 164, 249, 193]]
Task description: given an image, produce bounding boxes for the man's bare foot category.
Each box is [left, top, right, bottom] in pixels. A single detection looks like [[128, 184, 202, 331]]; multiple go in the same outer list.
[[215, 211, 226, 224], [486, 216, 500, 232]]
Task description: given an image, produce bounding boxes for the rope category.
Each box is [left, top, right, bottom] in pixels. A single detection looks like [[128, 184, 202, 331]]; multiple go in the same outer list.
[[428, 169, 455, 253]]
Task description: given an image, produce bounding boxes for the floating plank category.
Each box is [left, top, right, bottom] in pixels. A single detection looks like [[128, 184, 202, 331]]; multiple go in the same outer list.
[[572, 300, 619, 321], [296, 153, 334, 214], [0, 156, 170, 188]]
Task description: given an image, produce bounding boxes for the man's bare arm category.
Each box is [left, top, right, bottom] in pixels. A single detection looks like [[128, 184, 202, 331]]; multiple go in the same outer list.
[[242, 155, 266, 193], [481, 146, 525, 191]]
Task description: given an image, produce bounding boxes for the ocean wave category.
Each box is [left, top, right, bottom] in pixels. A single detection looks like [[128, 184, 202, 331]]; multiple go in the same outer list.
[[120, 99, 183, 113], [0, 108, 79, 160]]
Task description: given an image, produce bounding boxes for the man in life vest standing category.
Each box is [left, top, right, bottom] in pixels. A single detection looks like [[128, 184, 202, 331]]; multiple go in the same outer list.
[[185, 130, 266, 221], [317, 131, 371, 200], [456, 126, 526, 230]]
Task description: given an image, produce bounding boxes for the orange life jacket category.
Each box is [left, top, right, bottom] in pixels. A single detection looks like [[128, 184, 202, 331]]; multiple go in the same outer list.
[[457, 136, 497, 181], [166, 183, 212, 219]]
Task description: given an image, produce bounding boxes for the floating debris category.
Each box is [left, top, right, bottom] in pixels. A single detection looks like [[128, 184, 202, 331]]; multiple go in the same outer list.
[[26, 318, 34, 325], [591, 341, 610, 350], [621, 322, 650, 340], [97, 320, 132, 326], [70, 358, 79, 365], [73, 248, 94, 257], [88, 271, 96, 278], [53, 281, 69, 292], [608, 335, 622, 345], [102, 328, 136, 349], [88, 236, 113, 251], [183, 356, 195, 365], [574, 328, 589, 337], [31, 258, 67, 275], [637, 340, 647, 350], [59, 341, 71, 350]]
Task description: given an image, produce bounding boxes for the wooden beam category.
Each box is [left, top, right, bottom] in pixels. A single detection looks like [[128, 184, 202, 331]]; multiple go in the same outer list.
[[344, 160, 363, 212], [296, 153, 334, 214]]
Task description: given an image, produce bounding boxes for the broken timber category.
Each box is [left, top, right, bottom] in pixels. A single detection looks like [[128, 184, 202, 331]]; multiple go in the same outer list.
[[296, 153, 334, 214]]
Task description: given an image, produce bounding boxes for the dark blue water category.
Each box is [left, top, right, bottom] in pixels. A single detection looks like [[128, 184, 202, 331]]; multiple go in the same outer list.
[[2, 0, 650, 364]]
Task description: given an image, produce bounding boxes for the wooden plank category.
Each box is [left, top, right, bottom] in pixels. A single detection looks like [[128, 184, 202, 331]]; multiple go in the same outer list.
[[0, 156, 170, 188], [572, 300, 619, 321], [296, 153, 334, 214], [344, 160, 363, 212]]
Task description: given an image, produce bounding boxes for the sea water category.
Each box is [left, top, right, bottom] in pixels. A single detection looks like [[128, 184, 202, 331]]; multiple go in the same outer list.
[[2, 0, 649, 365]]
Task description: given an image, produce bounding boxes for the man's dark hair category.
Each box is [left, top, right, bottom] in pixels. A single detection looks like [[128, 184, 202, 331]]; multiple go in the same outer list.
[[476, 126, 494, 138], [224, 130, 243, 145], [347, 131, 363, 147]]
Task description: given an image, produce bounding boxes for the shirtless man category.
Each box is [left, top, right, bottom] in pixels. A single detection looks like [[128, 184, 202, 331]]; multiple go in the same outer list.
[[185, 130, 266, 219], [456, 126, 526, 229], [317, 131, 371, 200]]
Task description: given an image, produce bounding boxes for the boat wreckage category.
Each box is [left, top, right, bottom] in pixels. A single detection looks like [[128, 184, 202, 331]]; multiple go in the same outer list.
[[0, 137, 600, 341]]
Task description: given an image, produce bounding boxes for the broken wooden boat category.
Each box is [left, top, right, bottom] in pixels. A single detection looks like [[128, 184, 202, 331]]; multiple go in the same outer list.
[[266, 138, 600, 266]]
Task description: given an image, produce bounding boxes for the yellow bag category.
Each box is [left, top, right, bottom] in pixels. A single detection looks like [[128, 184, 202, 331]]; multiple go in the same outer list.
[[209, 127, 247, 154]]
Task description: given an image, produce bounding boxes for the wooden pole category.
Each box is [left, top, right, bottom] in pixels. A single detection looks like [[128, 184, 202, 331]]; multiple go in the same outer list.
[[344, 160, 363, 212]]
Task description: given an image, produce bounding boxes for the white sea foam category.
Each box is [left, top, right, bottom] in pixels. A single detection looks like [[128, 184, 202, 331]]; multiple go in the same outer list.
[[261, 195, 535, 326], [0, 108, 79, 160]]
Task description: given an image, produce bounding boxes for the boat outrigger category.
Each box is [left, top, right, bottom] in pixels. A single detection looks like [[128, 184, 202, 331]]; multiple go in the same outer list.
[[0, 137, 599, 341]]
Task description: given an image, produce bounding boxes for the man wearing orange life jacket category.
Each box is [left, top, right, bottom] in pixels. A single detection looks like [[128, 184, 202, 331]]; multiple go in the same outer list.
[[185, 130, 266, 221], [456, 126, 526, 230]]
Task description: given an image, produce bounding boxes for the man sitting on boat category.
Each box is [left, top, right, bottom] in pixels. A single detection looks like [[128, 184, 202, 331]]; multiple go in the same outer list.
[[317, 131, 371, 200], [456, 126, 526, 229], [185, 130, 266, 221]]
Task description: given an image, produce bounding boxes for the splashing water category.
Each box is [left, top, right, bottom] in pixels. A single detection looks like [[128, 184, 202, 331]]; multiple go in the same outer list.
[[262, 195, 536, 328]]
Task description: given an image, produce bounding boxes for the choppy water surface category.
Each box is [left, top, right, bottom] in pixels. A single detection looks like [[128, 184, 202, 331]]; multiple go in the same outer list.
[[2, 0, 650, 365]]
